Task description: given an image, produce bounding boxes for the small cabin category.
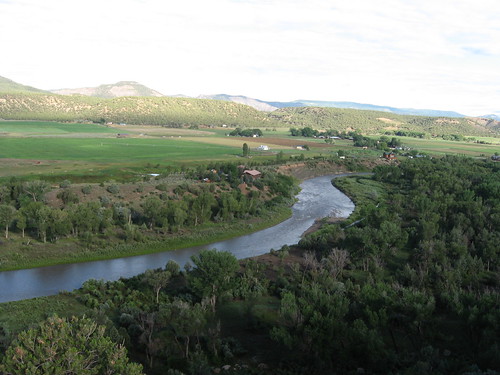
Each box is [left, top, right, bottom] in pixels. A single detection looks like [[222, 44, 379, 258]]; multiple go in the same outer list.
[[383, 152, 397, 160], [243, 169, 262, 179]]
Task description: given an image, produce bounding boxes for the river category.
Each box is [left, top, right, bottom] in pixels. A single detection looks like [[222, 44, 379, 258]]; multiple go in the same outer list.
[[0, 174, 354, 303]]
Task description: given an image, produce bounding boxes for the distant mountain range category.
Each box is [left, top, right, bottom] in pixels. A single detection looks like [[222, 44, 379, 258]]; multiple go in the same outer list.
[[1, 75, 498, 120], [199, 95, 466, 117]]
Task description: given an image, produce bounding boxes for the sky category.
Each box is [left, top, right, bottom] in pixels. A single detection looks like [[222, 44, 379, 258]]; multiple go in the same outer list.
[[1, 0, 500, 116]]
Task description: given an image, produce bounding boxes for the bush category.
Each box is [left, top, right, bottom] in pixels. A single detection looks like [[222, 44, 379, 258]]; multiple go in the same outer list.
[[106, 184, 120, 194], [81, 185, 92, 195], [59, 179, 71, 188]]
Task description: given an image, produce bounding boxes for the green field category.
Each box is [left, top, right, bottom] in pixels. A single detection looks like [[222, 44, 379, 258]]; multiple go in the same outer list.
[[0, 137, 240, 161], [0, 121, 498, 182], [399, 136, 500, 156], [0, 120, 116, 135]]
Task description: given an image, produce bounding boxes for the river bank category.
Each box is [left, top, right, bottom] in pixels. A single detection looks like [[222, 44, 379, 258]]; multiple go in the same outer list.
[[0, 173, 354, 302]]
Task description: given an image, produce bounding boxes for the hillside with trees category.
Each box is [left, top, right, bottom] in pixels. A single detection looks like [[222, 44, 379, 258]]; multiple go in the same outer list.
[[1, 90, 499, 136], [269, 106, 497, 136], [0, 93, 279, 128]]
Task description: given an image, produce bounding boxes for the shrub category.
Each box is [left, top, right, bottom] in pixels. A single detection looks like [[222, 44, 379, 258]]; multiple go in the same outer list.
[[106, 184, 120, 195], [81, 185, 92, 195], [59, 179, 71, 188]]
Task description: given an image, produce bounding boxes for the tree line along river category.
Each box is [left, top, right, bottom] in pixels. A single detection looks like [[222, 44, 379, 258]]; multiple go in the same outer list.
[[0, 174, 355, 303]]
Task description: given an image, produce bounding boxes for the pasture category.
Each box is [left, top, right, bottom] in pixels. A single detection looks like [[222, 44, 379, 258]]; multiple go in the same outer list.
[[0, 120, 498, 180], [397, 136, 500, 156], [0, 120, 116, 136]]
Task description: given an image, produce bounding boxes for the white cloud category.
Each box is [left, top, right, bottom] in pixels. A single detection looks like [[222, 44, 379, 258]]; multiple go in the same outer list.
[[1, 0, 500, 115]]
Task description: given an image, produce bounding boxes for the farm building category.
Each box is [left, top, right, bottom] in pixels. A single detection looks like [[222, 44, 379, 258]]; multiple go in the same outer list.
[[243, 169, 262, 179], [257, 145, 269, 151], [383, 152, 397, 160]]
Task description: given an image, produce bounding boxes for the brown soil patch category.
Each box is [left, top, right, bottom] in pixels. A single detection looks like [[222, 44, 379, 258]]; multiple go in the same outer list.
[[254, 137, 332, 148], [277, 158, 388, 180]]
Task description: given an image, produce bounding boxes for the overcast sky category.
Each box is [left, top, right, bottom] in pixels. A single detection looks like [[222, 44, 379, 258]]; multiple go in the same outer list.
[[1, 0, 499, 116]]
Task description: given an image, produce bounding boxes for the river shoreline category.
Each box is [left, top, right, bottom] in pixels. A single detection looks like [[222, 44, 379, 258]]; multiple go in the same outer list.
[[0, 173, 355, 302]]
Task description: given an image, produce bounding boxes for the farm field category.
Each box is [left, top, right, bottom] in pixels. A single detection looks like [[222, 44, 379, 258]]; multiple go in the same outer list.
[[0, 137, 245, 180], [399, 136, 500, 156], [0, 120, 116, 136], [0, 121, 498, 181]]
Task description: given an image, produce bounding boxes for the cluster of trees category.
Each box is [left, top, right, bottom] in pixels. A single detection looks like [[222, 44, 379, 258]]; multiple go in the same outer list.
[[384, 130, 481, 143], [0, 167, 297, 245], [228, 128, 263, 137], [352, 134, 403, 150], [289, 127, 351, 139]]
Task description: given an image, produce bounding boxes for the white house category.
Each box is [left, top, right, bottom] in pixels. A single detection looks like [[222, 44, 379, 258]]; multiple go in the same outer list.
[[257, 145, 270, 151]]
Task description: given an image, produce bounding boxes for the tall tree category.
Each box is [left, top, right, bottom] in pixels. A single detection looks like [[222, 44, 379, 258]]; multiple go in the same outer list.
[[143, 269, 172, 304], [189, 249, 240, 311], [22, 180, 50, 202], [0, 204, 15, 238]]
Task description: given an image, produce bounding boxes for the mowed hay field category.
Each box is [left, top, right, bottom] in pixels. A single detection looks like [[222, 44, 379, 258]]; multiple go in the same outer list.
[[400, 136, 500, 156]]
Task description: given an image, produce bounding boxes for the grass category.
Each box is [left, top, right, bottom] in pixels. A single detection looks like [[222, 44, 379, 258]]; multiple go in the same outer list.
[[0, 120, 116, 135], [333, 175, 386, 219], [400, 137, 500, 156], [0, 137, 241, 161]]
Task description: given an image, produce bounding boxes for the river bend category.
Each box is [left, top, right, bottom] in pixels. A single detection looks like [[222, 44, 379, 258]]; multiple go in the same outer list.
[[0, 174, 354, 303]]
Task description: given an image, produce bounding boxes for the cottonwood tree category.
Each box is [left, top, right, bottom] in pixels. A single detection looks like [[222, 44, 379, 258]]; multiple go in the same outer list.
[[21, 201, 52, 243], [0, 204, 15, 239], [22, 180, 50, 202], [189, 249, 240, 311], [190, 192, 216, 226], [143, 269, 172, 304]]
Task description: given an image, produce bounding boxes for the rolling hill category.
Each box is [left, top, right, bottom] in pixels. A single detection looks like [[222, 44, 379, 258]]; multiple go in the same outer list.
[[1, 75, 499, 135], [0, 92, 277, 128], [0, 76, 49, 94], [51, 81, 165, 98]]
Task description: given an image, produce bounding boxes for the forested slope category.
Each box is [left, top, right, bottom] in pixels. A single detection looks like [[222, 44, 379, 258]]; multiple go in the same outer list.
[[1, 92, 498, 135], [0, 93, 278, 127], [269, 106, 497, 136]]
